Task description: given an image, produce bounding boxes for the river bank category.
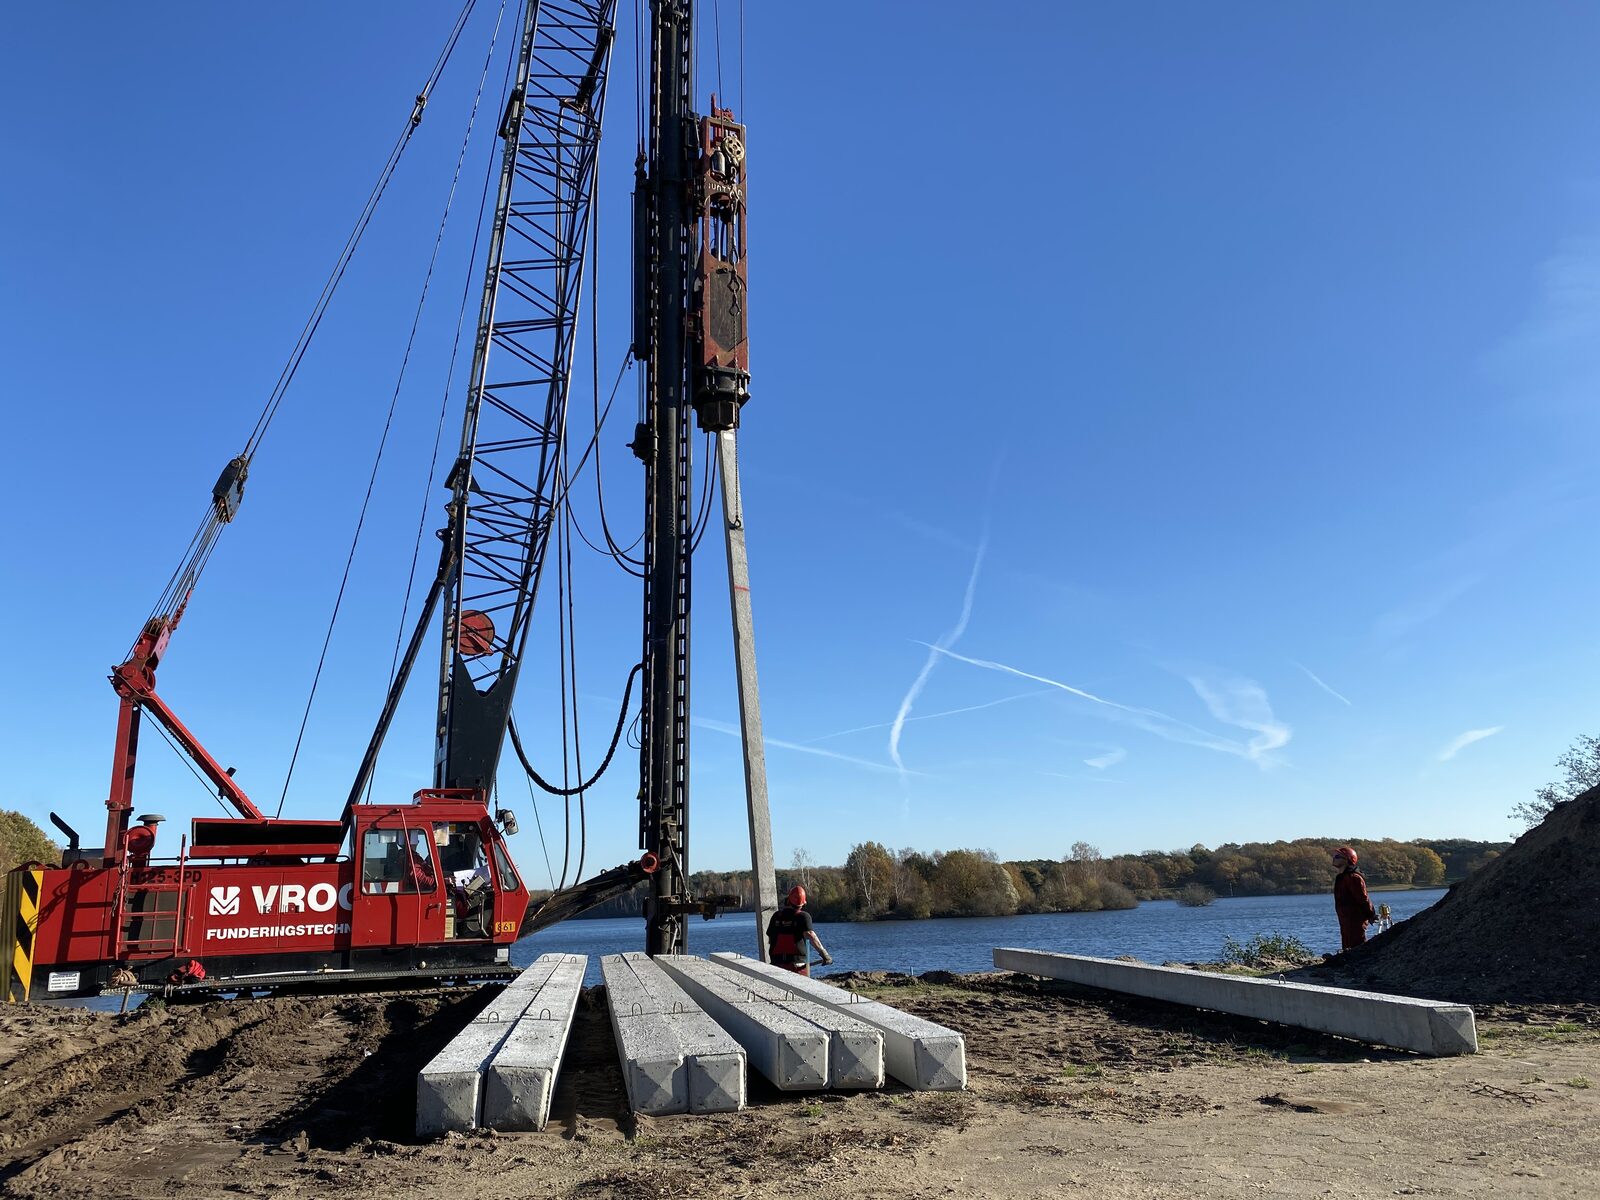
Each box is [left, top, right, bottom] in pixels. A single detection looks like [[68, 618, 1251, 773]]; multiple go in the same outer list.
[[3, 970, 1595, 1198]]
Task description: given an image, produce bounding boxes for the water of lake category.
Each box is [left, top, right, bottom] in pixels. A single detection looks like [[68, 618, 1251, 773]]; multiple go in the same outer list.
[[519, 888, 1449, 987]]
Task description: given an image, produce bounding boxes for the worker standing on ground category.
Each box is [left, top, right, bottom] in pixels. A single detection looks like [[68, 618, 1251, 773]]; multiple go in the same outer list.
[[767, 886, 833, 975], [1331, 845, 1378, 950]]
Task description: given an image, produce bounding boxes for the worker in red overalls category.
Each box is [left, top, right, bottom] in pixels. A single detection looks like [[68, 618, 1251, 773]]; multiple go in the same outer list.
[[1331, 845, 1378, 951], [766, 886, 833, 975]]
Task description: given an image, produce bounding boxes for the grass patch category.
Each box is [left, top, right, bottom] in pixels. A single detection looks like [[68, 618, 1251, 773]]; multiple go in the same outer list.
[[1564, 1077, 1591, 1089], [797, 1102, 824, 1118], [1538, 1023, 1586, 1039], [1061, 1063, 1102, 1079]]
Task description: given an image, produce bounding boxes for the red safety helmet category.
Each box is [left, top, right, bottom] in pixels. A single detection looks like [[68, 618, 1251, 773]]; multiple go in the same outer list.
[[1333, 845, 1357, 866], [787, 885, 807, 907]]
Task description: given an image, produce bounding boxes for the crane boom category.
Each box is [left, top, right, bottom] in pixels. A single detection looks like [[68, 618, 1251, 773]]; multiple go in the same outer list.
[[436, 0, 617, 793]]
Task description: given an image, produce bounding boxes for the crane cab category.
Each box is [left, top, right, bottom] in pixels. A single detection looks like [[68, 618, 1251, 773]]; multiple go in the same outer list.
[[349, 790, 529, 949]]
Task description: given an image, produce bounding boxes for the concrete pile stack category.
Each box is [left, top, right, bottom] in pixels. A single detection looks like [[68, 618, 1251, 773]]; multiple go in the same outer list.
[[709, 952, 967, 1090], [657, 954, 885, 1091], [601, 952, 747, 1114], [416, 953, 586, 1135]]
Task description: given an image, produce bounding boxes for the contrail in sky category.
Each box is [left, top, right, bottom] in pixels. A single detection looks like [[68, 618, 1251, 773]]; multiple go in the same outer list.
[[808, 689, 1049, 743], [1436, 725, 1504, 762], [926, 645, 1289, 763], [1294, 661, 1352, 707], [888, 533, 987, 774], [694, 717, 911, 775]]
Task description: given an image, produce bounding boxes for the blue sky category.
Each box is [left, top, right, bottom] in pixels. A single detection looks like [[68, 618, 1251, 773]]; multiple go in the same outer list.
[[3, 2, 1597, 885]]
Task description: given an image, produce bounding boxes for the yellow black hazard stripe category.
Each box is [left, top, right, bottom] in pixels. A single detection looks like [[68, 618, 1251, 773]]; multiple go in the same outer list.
[[3, 869, 43, 1003]]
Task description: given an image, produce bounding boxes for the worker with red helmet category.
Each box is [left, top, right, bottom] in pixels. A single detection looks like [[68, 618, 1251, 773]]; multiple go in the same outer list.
[[766, 885, 833, 975], [1331, 845, 1378, 951]]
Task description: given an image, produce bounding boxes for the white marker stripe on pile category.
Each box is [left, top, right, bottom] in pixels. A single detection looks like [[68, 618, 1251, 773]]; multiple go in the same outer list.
[[482, 954, 588, 1130], [613, 953, 746, 1112], [657, 955, 831, 1091], [709, 952, 966, 1090]]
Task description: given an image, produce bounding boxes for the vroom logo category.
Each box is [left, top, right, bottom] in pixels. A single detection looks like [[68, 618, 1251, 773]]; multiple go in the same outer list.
[[251, 883, 354, 915], [206, 882, 354, 920]]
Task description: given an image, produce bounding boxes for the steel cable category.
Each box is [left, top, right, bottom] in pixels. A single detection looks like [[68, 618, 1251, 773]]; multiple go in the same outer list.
[[277, 8, 501, 816], [506, 662, 643, 798]]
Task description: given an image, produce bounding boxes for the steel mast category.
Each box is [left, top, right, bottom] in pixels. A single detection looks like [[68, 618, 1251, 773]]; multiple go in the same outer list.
[[634, 0, 757, 954], [634, 0, 696, 955]]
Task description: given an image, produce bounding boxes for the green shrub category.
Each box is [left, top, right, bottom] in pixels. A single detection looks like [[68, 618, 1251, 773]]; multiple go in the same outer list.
[[1218, 932, 1315, 967]]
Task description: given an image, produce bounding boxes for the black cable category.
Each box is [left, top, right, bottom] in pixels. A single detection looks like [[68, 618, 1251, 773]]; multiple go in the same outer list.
[[147, 717, 233, 815], [553, 458, 574, 893], [585, 143, 646, 570], [561, 464, 588, 884], [589, 353, 647, 571], [689, 430, 719, 550], [506, 663, 644, 797]]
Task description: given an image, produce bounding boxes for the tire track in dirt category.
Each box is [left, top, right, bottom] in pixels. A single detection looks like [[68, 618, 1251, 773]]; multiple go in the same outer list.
[[0, 987, 492, 1196]]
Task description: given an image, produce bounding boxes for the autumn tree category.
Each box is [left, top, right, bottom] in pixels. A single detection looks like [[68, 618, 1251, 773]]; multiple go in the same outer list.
[[0, 810, 57, 876], [844, 841, 895, 918], [931, 850, 1019, 917], [1512, 734, 1600, 828], [892, 848, 934, 918]]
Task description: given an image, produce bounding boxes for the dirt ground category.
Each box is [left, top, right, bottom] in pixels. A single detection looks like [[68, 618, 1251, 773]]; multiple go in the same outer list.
[[1, 972, 1596, 1199]]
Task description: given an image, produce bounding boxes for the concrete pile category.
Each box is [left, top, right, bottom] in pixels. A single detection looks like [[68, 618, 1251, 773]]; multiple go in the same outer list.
[[601, 952, 746, 1114], [709, 952, 967, 1090], [994, 947, 1477, 1056], [416, 953, 585, 1135]]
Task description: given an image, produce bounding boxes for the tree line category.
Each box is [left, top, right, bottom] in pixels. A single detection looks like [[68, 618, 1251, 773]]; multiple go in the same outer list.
[[537, 835, 1507, 923]]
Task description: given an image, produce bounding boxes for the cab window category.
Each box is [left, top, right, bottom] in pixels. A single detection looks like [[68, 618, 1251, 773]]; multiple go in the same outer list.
[[434, 822, 486, 883], [492, 838, 521, 891], [361, 828, 437, 894]]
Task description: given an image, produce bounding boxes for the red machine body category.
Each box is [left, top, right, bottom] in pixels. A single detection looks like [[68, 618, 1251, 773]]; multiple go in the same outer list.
[[12, 790, 529, 1001]]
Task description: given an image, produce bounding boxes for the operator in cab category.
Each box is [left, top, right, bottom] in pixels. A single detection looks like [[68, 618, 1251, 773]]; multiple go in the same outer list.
[[766, 885, 832, 975]]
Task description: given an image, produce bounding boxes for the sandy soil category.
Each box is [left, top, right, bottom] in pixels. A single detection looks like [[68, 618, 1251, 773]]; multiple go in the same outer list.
[[1, 972, 1596, 1199]]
